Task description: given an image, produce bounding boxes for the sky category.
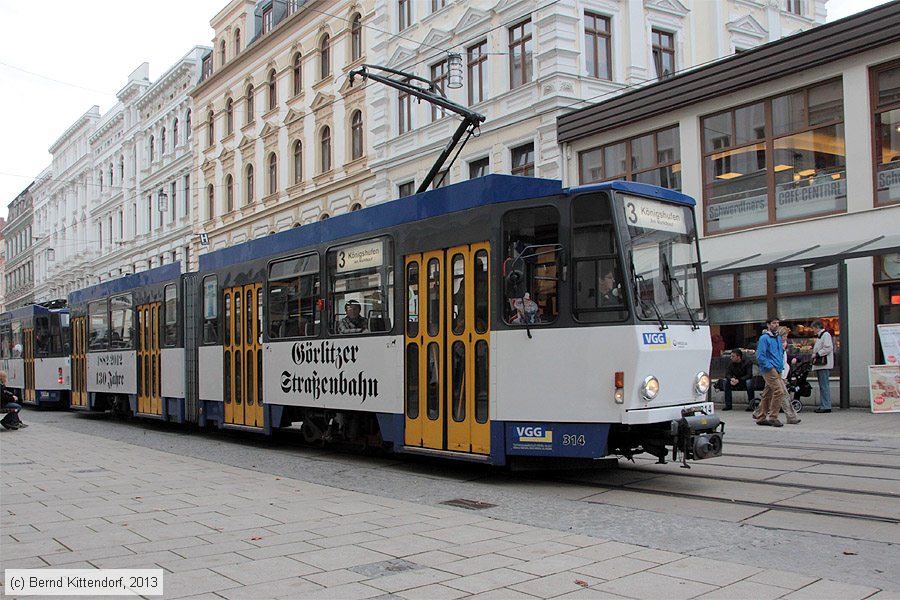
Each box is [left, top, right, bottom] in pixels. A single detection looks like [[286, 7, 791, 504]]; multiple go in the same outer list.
[[0, 0, 893, 219]]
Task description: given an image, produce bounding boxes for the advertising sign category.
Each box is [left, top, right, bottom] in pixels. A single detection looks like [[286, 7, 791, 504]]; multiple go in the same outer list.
[[86, 351, 137, 395], [868, 365, 900, 413], [877, 324, 900, 366], [622, 195, 688, 234], [775, 178, 846, 220]]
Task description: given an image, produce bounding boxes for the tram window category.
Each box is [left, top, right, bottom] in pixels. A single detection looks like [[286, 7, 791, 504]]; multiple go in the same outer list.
[[406, 261, 419, 338], [224, 293, 232, 347], [474, 250, 489, 333], [405, 343, 418, 418], [475, 340, 489, 423], [502, 206, 561, 325], [426, 342, 440, 420], [451, 341, 465, 422], [572, 194, 627, 323], [164, 284, 177, 347], [109, 294, 134, 349], [55, 313, 71, 355], [327, 237, 393, 335], [11, 321, 23, 357], [451, 254, 465, 335], [88, 300, 109, 351], [269, 253, 320, 339], [427, 259, 440, 336], [34, 316, 51, 356], [202, 275, 218, 344], [0, 321, 12, 358]]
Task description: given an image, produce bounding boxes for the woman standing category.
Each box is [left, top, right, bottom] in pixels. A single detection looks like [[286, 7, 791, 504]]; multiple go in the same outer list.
[[811, 320, 834, 413]]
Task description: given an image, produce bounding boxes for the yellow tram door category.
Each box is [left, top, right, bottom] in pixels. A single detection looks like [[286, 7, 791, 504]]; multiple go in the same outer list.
[[137, 303, 162, 415], [224, 284, 263, 427], [23, 328, 35, 403], [71, 317, 88, 408]]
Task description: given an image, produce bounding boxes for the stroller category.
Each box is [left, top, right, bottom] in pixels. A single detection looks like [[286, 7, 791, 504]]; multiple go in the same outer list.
[[784, 360, 813, 413]]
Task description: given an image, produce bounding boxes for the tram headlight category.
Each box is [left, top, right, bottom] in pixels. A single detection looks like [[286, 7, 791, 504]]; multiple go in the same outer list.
[[640, 376, 660, 400], [695, 372, 711, 396]]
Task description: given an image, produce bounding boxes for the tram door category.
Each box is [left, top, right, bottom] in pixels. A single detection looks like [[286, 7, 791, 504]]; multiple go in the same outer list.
[[71, 317, 88, 408], [23, 328, 35, 403], [223, 284, 263, 427], [136, 303, 162, 415], [404, 243, 491, 455]]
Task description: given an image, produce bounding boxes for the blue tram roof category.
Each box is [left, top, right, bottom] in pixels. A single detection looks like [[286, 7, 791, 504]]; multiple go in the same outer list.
[[68, 262, 182, 306], [1, 302, 68, 322], [567, 180, 696, 206], [200, 174, 564, 271]]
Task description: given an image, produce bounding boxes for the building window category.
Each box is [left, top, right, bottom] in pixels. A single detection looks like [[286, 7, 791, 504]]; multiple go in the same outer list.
[[149, 136, 155, 162], [584, 13, 612, 80], [399, 181, 415, 197], [398, 89, 411, 134], [652, 29, 675, 79], [170, 182, 177, 222], [579, 126, 682, 190], [432, 0, 446, 12], [702, 78, 845, 234], [872, 60, 900, 206], [161, 128, 167, 154], [292, 53, 302, 96], [431, 60, 449, 121], [225, 98, 234, 134], [234, 29, 241, 55], [186, 109, 192, 139], [509, 20, 533, 90], [245, 164, 254, 204], [350, 111, 364, 160], [267, 69, 277, 111], [119, 156, 125, 180], [511, 142, 535, 177], [875, 253, 900, 363], [268, 153, 278, 194], [207, 184, 214, 219], [320, 126, 332, 173], [287, 0, 301, 15], [351, 14, 363, 62], [469, 157, 489, 179], [350, 202, 362, 211], [399, 0, 410, 31], [319, 34, 331, 80], [225, 174, 234, 212], [786, 0, 803, 15], [202, 55, 213, 79], [172, 119, 178, 149], [183, 174, 190, 215], [293, 141, 302, 184], [207, 110, 214, 146], [219, 39, 226, 66], [246, 84, 255, 123], [467, 41, 487, 106], [262, 6, 274, 33]]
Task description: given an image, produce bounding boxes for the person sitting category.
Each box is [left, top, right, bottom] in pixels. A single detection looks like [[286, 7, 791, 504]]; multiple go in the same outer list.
[[0, 371, 26, 430], [714, 348, 755, 411], [599, 268, 622, 306], [338, 299, 367, 334]]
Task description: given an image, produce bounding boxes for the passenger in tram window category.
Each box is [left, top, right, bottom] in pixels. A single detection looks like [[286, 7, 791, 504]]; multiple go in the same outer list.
[[338, 299, 367, 334], [599, 265, 622, 307]]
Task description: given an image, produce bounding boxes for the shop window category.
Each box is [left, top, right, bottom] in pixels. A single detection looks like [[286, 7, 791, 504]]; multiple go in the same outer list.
[[164, 284, 177, 347], [872, 60, 900, 206], [875, 253, 900, 363], [202, 276, 218, 344], [89, 300, 109, 351], [502, 206, 560, 325], [579, 126, 681, 190], [327, 237, 394, 335], [268, 253, 320, 338], [702, 79, 845, 234]]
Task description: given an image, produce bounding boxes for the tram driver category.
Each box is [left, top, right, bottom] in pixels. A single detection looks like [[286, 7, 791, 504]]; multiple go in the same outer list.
[[338, 299, 368, 334], [599, 263, 623, 307]]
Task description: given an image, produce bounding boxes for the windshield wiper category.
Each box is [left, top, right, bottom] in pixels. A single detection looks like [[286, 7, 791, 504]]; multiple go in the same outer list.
[[661, 254, 699, 331], [629, 251, 667, 331]]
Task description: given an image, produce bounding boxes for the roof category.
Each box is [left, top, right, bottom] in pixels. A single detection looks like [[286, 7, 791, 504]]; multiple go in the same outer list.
[[557, 1, 900, 143], [567, 180, 695, 206], [68, 263, 182, 306]]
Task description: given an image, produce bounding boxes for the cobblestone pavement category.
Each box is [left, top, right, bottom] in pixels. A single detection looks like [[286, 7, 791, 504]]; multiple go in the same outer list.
[[2, 410, 897, 599]]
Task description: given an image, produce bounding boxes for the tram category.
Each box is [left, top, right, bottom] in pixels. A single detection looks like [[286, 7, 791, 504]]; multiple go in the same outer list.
[[0, 300, 71, 408], [63, 175, 723, 467]]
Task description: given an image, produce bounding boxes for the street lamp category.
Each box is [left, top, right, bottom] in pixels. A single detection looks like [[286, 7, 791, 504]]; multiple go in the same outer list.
[[447, 53, 463, 89]]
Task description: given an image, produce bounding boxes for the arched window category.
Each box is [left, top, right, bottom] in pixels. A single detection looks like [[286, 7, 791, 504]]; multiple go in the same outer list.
[[292, 53, 302, 96], [185, 109, 192, 138], [149, 136, 155, 161], [219, 39, 226, 66], [161, 127, 167, 152], [245, 164, 254, 204], [319, 34, 331, 80], [350, 202, 362, 211], [172, 118, 179, 148], [320, 126, 332, 173], [234, 29, 241, 56], [292, 140, 302, 184], [350, 110, 363, 160], [268, 69, 277, 111], [207, 184, 215, 219], [268, 153, 278, 195], [351, 14, 363, 62], [246, 84, 255, 123], [225, 98, 234, 134], [207, 110, 214, 146], [225, 174, 234, 212]]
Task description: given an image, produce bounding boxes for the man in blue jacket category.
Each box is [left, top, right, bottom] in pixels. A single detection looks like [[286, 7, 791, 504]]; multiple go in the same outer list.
[[755, 317, 786, 427]]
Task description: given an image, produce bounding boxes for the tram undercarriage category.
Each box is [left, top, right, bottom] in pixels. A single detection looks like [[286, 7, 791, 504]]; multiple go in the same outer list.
[[609, 409, 724, 468]]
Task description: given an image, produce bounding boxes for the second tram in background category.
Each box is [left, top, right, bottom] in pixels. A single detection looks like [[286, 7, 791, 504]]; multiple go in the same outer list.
[[57, 174, 722, 467]]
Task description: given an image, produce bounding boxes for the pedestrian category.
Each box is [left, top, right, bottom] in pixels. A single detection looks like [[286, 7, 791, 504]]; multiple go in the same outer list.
[[777, 327, 801, 425], [754, 317, 785, 427], [811, 319, 834, 413], [0, 371, 27, 430], [714, 348, 755, 411]]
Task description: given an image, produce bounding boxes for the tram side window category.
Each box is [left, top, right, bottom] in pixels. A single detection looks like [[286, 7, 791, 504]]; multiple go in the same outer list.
[[502, 206, 561, 325], [202, 276, 219, 344], [269, 253, 320, 339], [34, 316, 51, 355], [109, 294, 134, 349], [0, 321, 12, 358], [11, 321, 23, 357], [328, 237, 393, 335], [164, 284, 177, 347], [57, 312, 71, 355], [572, 193, 627, 323], [89, 300, 109, 351]]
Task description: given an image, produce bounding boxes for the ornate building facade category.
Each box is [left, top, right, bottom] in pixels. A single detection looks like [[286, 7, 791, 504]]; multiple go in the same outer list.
[[3, 185, 35, 309]]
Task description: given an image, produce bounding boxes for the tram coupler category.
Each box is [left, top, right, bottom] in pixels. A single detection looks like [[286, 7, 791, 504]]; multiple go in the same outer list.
[[670, 408, 724, 469]]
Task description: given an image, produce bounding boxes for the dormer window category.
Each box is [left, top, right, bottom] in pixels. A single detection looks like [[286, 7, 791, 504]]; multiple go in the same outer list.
[[263, 6, 274, 34]]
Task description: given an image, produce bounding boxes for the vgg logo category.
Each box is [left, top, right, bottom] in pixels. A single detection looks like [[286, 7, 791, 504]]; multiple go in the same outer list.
[[642, 332, 668, 345], [516, 426, 544, 437]]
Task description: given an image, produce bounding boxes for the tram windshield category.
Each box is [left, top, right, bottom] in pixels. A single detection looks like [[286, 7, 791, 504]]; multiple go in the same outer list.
[[618, 193, 706, 325]]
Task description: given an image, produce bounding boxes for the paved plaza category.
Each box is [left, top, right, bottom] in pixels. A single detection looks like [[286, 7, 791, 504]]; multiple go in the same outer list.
[[1, 410, 898, 599]]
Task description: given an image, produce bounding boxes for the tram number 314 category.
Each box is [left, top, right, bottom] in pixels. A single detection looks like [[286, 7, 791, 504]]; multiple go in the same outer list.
[[563, 434, 587, 446]]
